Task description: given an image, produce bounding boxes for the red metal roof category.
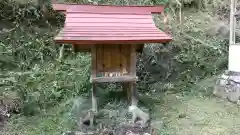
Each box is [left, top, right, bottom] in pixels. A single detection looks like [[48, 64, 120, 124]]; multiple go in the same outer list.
[[54, 4, 172, 45], [52, 4, 165, 13]]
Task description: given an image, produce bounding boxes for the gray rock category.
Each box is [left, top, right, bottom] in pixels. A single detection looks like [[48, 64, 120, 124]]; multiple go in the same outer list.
[[126, 131, 139, 135], [214, 71, 240, 103], [151, 120, 164, 130], [62, 131, 76, 135]]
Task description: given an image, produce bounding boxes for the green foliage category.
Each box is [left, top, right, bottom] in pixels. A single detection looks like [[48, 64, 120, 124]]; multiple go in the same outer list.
[[2, 100, 77, 134], [1, 55, 91, 115], [0, 0, 90, 115], [138, 10, 228, 93], [0, 0, 64, 70]]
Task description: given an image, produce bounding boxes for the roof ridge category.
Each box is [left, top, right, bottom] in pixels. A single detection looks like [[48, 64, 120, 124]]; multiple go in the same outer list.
[[53, 4, 164, 14]]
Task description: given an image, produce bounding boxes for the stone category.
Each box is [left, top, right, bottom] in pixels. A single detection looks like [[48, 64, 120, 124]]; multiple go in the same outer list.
[[214, 70, 240, 103], [128, 105, 149, 127], [62, 131, 95, 135], [62, 131, 76, 135], [126, 131, 139, 135], [150, 120, 164, 130]]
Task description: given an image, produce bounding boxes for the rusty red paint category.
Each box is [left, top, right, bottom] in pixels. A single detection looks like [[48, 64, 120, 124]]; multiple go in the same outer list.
[[53, 4, 172, 45]]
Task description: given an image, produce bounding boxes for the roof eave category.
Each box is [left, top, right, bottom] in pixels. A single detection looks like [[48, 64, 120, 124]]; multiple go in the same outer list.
[[54, 38, 172, 45]]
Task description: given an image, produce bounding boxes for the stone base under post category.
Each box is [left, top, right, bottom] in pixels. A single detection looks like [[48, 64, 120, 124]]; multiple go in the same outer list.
[[213, 70, 240, 104]]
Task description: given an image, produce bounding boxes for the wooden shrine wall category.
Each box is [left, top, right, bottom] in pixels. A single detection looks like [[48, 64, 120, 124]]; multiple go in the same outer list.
[[94, 44, 132, 75]]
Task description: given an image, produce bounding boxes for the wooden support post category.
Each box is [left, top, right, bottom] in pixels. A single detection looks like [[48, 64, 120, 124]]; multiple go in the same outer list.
[[127, 44, 150, 126], [92, 84, 97, 113], [72, 44, 76, 53], [130, 82, 137, 106], [123, 82, 131, 102], [58, 44, 65, 60], [130, 45, 137, 76], [130, 44, 137, 106], [90, 83, 97, 126], [91, 46, 97, 78], [91, 46, 97, 113], [91, 46, 97, 126]]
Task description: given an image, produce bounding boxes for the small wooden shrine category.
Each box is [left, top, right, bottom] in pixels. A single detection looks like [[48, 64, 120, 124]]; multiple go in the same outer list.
[[52, 2, 172, 125]]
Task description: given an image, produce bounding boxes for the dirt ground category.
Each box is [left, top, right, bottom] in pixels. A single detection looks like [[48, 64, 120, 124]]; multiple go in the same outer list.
[[2, 92, 240, 135]]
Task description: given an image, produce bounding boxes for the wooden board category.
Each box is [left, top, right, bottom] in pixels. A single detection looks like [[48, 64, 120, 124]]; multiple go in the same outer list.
[[69, 43, 143, 53], [95, 44, 131, 73], [91, 75, 138, 83]]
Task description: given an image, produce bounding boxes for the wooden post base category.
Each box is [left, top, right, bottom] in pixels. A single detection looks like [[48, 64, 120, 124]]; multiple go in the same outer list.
[[82, 83, 98, 126], [122, 82, 138, 104], [130, 82, 137, 106], [92, 83, 97, 113], [122, 82, 131, 102], [82, 110, 96, 126]]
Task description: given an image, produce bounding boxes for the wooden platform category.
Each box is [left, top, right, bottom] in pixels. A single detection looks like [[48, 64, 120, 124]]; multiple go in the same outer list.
[[91, 75, 138, 83]]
